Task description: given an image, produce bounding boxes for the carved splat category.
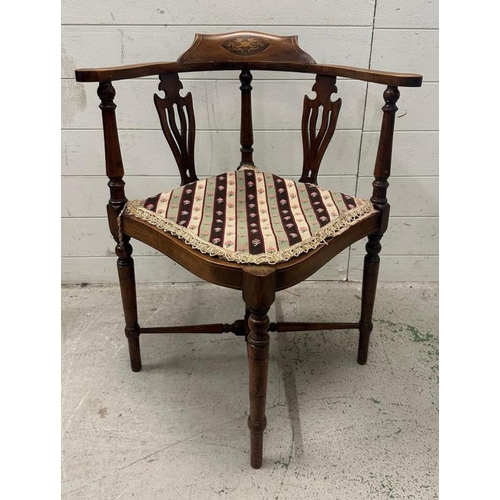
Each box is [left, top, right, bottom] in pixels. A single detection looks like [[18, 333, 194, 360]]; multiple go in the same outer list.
[[154, 73, 198, 185], [299, 75, 342, 184]]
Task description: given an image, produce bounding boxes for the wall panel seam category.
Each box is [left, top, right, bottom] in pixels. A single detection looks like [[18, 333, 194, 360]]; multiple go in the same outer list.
[[62, 23, 374, 28], [348, 0, 378, 279]]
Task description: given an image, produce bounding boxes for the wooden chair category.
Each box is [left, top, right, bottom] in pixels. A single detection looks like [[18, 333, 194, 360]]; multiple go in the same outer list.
[[75, 31, 422, 468]]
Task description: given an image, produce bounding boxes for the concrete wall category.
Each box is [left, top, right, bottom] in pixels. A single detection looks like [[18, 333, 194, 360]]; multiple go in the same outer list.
[[61, 0, 438, 283]]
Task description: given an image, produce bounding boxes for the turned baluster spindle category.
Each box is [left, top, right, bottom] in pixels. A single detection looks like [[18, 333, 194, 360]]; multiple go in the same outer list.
[[239, 68, 254, 166], [98, 81, 128, 239], [371, 85, 400, 230]]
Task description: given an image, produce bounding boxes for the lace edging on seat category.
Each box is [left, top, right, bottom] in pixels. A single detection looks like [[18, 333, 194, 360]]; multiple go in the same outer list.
[[120, 198, 377, 265]]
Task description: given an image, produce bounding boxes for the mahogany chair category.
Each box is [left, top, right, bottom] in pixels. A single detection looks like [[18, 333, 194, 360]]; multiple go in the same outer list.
[[75, 31, 422, 468]]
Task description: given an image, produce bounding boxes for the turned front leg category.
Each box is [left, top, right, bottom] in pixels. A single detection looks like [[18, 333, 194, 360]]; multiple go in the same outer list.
[[242, 267, 276, 469], [358, 233, 382, 365], [116, 237, 142, 372], [247, 307, 270, 468]]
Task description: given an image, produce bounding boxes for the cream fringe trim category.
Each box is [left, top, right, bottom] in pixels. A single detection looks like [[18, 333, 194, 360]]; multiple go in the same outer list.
[[122, 199, 377, 265]]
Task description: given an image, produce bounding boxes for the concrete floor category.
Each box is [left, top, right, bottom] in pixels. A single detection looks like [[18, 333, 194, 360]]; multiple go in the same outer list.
[[62, 281, 438, 500]]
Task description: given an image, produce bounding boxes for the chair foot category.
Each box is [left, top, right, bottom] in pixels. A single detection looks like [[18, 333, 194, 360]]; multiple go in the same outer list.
[[126, 334, 142, 372], [249, 424, 266, 469], [357, 323, 372, 365]]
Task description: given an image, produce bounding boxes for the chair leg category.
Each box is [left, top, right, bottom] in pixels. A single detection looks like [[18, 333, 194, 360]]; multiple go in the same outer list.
[[116, 238, 142, 372], [242, 267, 276, 469], [247, 306, 271, 468], [244, 305, 251, 341], [358, 233, 382, 365]]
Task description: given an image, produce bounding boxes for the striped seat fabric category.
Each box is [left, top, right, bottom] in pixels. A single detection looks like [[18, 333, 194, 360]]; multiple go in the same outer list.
[[124, 165, 376, 265]]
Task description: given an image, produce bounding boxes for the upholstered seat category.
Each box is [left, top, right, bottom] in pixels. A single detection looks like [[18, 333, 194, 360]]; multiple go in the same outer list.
[[123, 165, 376, 265]]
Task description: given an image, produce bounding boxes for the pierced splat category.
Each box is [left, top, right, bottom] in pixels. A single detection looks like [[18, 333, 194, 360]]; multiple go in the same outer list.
[[299, 75, 342, 184], [154, 73, 198, 185]]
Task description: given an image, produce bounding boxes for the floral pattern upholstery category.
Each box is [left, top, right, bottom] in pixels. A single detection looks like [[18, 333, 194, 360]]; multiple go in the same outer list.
[[123, 165, 376, 264]]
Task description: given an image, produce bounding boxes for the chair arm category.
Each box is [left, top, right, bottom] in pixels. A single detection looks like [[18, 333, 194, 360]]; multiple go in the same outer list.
[[75, 61, 422, 87]]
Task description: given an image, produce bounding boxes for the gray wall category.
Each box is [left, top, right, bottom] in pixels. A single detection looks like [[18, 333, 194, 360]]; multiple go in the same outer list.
[[61, 0, 438, 283]]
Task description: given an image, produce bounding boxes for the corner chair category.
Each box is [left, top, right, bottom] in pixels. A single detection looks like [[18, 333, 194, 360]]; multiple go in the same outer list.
[[74, 31, 423, 468]]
